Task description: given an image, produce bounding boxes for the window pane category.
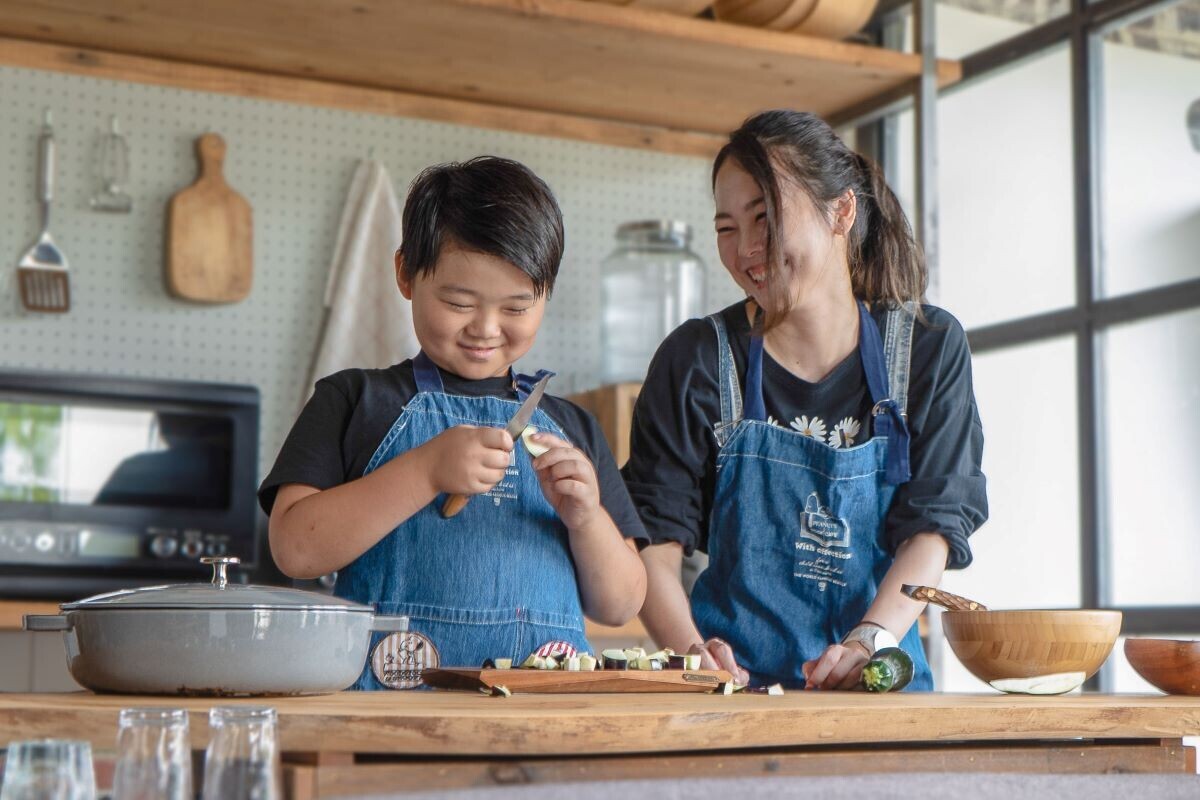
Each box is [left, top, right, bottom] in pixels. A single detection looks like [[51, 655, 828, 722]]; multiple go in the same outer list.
[[1097, 1, 1200, 297], [1104, 308, 1200, 606], [933, 336, 1081, 692], [905, 46, 1075, 326], [944, 336, 1081, 609], [890, 1, 1068, 59]]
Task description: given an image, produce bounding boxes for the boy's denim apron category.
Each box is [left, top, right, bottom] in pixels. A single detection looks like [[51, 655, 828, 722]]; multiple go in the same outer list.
[[690, 301, 933, 690], [335, 352, 589, 690]]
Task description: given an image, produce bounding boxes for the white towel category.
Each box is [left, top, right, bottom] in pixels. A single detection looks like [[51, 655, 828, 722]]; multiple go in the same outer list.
[[305, 160, 419, 403]]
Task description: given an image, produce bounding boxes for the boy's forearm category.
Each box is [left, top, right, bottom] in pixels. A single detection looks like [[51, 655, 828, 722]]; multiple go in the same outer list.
[[270, 445, 440, 579], [568, 513, 647, 627], [638, 543, 704, 654], [861, 532, 949, 640]]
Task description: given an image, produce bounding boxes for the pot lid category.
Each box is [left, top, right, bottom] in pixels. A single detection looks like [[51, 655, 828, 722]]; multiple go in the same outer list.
[[61, 558, 374, 612]]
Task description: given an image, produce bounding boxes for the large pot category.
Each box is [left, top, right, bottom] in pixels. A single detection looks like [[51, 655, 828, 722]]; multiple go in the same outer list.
[[24, 557, 407, 696]]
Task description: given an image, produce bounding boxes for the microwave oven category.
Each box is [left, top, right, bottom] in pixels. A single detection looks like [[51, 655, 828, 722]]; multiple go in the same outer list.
[[0, 370, 261, 598]]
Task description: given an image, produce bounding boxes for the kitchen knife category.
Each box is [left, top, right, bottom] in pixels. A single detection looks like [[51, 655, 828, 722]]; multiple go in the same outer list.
[[440, 373, 552, 518], [901, 584, 988, 612]]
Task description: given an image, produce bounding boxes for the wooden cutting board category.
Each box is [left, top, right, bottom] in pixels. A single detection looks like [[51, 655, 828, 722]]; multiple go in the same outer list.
[[422, 668, 734, 694], [166, 133, 252, 303]]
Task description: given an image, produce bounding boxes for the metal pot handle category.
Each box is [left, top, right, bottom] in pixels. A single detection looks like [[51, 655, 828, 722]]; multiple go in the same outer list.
[[371, 615, 410, 632], [24, 614, 71, 632]]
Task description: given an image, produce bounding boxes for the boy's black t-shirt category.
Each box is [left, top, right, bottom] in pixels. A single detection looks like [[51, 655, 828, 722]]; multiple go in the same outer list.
[[258, 361, 648, 546], [621, 300, 987, 569]]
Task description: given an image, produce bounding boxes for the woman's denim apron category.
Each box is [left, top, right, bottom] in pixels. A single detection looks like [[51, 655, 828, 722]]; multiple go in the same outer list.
[[335, 352, 590, 690], [690, 302, 933, 690]]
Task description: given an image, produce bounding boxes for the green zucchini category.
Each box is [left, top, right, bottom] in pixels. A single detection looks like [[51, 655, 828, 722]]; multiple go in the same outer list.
[[859, 647, 914, 693]]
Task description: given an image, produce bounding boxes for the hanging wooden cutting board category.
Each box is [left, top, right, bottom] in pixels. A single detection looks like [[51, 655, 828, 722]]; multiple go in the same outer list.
[[166, 133, 252, 303]]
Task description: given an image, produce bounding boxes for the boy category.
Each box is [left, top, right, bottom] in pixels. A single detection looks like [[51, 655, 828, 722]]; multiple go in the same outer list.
[[260, 157, 647, 690]]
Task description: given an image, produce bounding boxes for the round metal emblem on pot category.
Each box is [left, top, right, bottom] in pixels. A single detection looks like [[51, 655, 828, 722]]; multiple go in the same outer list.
[[24, 557, 408, 696]]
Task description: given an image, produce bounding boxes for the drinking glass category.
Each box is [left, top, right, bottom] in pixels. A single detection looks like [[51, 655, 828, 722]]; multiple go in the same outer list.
[[112, 708, 193, 800], [201, 706, 280, 800], [1, 739, 95, 800]]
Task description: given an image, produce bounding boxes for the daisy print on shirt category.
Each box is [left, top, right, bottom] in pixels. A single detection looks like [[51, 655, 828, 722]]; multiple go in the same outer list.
[[769, 414, 867, 450]]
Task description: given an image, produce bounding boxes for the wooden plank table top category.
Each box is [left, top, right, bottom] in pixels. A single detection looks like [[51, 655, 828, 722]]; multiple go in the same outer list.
[[3, 692, 1198, 757]]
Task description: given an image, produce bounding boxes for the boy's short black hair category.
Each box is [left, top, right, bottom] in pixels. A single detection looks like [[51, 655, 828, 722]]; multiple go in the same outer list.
[[399, 156, 564, 296]]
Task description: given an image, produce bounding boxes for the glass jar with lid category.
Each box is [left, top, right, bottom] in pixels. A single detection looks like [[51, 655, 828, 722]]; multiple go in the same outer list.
[[600, 220, 706, 384]]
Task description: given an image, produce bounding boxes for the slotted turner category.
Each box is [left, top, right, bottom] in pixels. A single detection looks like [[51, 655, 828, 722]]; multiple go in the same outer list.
[[17, 110, 70, 313]]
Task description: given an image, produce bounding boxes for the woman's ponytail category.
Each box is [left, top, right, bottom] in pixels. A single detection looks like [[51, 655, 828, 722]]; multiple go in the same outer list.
[[848, 152, 927, 311]]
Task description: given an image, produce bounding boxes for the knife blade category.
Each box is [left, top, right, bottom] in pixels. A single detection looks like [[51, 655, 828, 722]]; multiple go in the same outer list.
[[441, 373, 552, 519]]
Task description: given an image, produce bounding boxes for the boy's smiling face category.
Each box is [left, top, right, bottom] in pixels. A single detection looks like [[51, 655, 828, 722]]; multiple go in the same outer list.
[[398, 243, 547, 380]]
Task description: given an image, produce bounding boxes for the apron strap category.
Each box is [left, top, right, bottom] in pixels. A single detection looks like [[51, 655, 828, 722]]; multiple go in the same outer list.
[[707, 313, 744, 446], [859, 301, 912, 485], [744, 335, 767, 423], [883, 301, 917, 419], [413, 351, 444, 393], [412, 351, 553, 401]]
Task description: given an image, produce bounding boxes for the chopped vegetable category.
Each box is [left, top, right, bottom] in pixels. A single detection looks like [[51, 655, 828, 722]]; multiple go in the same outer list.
[[989, 672, 1086, 695], [602, 649, 628, 670], [564, 655, 581, 672], [493, 658, 512, 670], [520, 653, 540, 669], [520, 426, 550, 457], [859, 647, 915, 693], [578, 654, 598, 672]]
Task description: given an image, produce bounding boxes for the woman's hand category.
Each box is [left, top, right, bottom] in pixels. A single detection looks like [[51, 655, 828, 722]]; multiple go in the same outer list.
[[688, 637, 750, 686], [801, 642, 870, 690], [529, 432, 602, 532]]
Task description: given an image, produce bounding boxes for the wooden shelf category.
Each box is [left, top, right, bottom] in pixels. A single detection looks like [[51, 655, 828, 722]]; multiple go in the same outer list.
[[0, 0, 960, 155]]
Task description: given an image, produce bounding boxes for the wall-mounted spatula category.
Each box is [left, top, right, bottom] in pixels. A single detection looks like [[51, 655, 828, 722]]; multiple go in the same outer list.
[[17, 110, 70, 313], [902, 584, 988, 612]]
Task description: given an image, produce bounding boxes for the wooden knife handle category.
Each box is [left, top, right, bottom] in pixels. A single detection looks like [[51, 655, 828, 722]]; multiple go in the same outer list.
[[441, 493, 470, 518], [903, 584, 987, 612]]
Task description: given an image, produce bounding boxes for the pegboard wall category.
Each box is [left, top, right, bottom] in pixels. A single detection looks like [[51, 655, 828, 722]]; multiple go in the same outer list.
[[0, 65, 742, 481]]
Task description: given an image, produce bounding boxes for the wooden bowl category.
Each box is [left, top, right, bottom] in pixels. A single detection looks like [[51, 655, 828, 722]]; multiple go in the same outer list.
[[792, 0, 878, 39], [1124, 638, 1200, 695], [713, 0, 795, 27], [942, 609, 1122, 684]]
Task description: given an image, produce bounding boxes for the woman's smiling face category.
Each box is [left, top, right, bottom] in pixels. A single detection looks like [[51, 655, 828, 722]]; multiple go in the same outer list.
[[713, 157, 848, 314]]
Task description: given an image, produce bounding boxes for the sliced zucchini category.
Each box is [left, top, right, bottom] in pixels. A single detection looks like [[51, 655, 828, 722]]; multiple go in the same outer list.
[[859, 647, 915, 693], [520, 426, 551, 457]]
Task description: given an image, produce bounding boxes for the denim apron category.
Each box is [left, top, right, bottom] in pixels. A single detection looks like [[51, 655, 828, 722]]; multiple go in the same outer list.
[[335, 352, 590, 690], [690, 301, 933, 690]]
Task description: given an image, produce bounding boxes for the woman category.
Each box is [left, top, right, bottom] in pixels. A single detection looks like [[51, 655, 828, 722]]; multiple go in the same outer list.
[[623, 110, 987, 690]]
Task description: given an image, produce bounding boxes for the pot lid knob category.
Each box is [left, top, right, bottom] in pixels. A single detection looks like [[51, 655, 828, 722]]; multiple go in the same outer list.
[[201, 556, 241, 589]]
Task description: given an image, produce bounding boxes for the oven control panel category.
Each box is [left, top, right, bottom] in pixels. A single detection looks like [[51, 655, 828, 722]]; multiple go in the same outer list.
[[0, 522, 236, 566]]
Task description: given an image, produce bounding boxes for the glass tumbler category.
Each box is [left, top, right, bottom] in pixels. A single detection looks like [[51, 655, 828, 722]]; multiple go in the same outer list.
[[1, 739, 96, 800], [201, 707, 281, 800], [112, 708, 193, 800]]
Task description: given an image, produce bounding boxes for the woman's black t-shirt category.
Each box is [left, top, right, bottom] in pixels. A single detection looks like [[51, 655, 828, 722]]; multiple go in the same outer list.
[[621, 300, 987, 568], [259, 362, 648, 546]]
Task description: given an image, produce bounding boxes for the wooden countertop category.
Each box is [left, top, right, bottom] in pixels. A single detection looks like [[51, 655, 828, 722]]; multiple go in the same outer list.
[[3, 692, 1198, 757], [0, 600, 60, 630]]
